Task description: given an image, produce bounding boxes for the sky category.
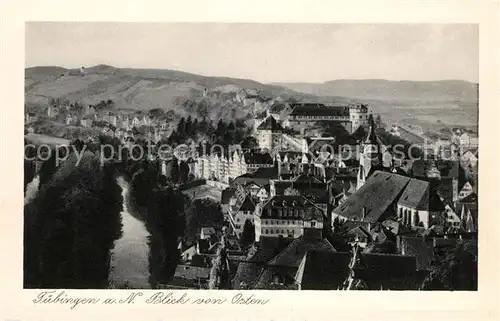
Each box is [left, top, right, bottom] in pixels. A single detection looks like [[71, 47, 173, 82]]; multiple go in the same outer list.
[[25, 23, 478, 83]]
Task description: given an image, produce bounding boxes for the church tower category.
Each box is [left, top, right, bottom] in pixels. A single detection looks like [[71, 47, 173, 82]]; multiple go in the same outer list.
[[357, 116, 383, 190]]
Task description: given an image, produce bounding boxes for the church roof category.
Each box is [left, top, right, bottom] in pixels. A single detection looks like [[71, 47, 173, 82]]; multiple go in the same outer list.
[[333, 171, 411, 222], [397, 179, 430, 210]]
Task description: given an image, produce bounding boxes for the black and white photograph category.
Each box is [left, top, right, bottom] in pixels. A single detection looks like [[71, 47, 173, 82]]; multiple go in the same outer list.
[[23, 22, 479, 291]]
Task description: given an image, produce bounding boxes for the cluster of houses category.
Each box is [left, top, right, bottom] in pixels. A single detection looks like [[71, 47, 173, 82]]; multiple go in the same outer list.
[[169, 109, 478, 290], [25, 102, 171, 143], [24, 88, 478, 290]]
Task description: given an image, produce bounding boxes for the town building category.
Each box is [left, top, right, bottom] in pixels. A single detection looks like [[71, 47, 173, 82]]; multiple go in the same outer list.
[[80, 115, 94, 128], [285, 103, 368, 134], [333, 171, 446, 231], [194, 150, 247, 184], [254, 195, 325, 241], [357, 119, 385, 190], [25, 112, 38, 124], [256, 116, 284, 153]]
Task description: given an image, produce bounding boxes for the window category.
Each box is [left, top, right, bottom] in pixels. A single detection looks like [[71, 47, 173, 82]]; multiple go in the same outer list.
[[311, 221, 316, 227]]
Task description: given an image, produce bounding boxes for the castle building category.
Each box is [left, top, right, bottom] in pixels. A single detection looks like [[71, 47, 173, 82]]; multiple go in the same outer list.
[[285, 103, 369, 134], [194, 150, 247, 183], [256, 116, 284, 153]]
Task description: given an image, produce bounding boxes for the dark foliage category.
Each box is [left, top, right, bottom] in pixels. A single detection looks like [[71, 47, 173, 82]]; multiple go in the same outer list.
[[24, 151, 123, 288], [240, 219, 256, 249], [183, 198, 224, 247], [146, 187, 187, 287], [420, 242, 477, 291]]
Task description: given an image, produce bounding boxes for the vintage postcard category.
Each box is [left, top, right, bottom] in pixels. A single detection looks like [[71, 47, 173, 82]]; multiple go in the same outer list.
[[1, 0, 499, 320]]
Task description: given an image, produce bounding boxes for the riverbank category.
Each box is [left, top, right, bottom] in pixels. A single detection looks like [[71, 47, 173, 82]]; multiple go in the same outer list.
[[108, 176, 151, 289]]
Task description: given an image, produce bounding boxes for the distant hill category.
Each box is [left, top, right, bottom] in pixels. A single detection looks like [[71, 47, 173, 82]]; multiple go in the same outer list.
[[272, 79, 478, 104], [25, 66, 478, 130], [25, 65, 329, 121]]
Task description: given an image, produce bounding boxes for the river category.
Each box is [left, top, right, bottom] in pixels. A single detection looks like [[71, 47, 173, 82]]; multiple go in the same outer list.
[[109, 176, 151, 289]]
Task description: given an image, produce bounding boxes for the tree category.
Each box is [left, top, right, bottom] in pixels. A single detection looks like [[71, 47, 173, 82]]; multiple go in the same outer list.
[[241, 136, 258, 150], [420, 242, 477, 290], [38, 149, 58, 188], [368, 114, 374, 126], [183, 198, 224, 247], [179, 161, 190, 183], [192, 118, 199, 135], [240, 219, 255, 248], [169, 157, 179, 184], [177, 117, 186, 136], [185, 116, 193, 137], [146, 187, 187, 286], [24, 152, 123, 288], [209, 232, 231, 289]]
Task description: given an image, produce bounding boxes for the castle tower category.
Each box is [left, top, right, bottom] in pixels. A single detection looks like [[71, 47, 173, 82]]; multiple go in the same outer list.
[[356, 116, 383, 190], [256, 116, 283, 153], [349, 104, 369, 133]]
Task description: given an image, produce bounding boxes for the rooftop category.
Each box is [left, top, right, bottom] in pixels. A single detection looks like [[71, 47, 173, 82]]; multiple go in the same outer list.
[[333, 171, 411, 222], [257, 116, 283, 131], [289, 103, 350, 117]]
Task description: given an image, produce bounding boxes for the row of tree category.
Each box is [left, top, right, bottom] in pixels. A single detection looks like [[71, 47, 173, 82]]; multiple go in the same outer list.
[[24, 146, 123, 288], [168, 116, 255, 147]]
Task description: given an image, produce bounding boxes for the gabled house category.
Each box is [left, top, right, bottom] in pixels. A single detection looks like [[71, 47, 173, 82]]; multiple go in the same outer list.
[[256, 184, 270, 202], [230, 194, 257, 237], [461, 149, 478, 168], [396, 178, 445, 229], [254, 195, 325, 241], [333, 171, 411, 224], [458, 181, 474, 200]]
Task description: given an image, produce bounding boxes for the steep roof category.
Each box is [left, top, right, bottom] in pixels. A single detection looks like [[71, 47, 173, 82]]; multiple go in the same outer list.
[[296, 251, 418, 289], [267, 236, 336, 268], [269, 102, 290, 113], [244, 152, 274, 165], [294, 250, 351, 290], [459, 192, 478, 203], [355, 253, 417, 279], [260, 195, 324, 221], [333, 171, 411, 222], [238, 195, 256, 212], [397, 179, 430, 210], [289, 103, 350, 117], [174, 265, 210, 280], [255, 110, 268, 120], [257, 116, 283, 131]]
